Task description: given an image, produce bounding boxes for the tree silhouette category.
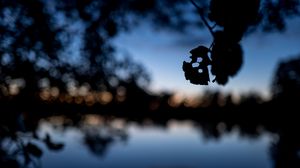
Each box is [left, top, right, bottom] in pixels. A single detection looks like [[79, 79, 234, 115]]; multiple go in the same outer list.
[[271, 55, 300, 103], [183, 0, 300, 85], [0, 0, 299, 102], [0, 0, 194, 103]]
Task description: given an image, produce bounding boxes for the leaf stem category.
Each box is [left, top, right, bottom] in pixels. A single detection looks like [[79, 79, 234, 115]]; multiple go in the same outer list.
[[190, 0, 215, 37]]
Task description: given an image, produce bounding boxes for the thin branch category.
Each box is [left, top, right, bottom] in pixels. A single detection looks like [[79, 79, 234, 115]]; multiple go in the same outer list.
[[190, 0, 215, 37], [211, 23, 217, 29], [209, 41, 214, 51]]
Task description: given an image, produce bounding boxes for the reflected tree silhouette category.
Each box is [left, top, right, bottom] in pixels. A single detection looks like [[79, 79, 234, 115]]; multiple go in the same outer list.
[[2, 109, 300, 168], [268, 55, 300, 168], [83, 126, 128, 157], [270, 128, 300, 168], [81, 116, 128, 157], [0, 121, 64, 168]]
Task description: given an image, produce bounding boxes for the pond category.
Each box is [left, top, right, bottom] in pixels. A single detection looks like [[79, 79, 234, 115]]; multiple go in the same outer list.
[[22, 115, 276, 168]]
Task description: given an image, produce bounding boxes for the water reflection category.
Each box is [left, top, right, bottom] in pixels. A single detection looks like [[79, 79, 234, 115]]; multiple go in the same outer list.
[[1, 114, 300, 168], [0, 124, 64, 168], [39, 115, 271, 168]]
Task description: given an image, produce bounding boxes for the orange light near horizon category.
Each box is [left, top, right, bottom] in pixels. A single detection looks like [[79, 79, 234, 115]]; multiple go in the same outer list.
[[84, 93, 95, 106], [78, 84, 90, 97], [116, 94, 126, 102], [97, 91, 113, 105], [50, 87, 60, 98], [65, 95, 73, 103], [75, 96, 84, 104], [116, 86, 126, 102], [59, 94, 66, 103], [183, 97, 201, 108], [9, 84, 20, 96], [0, 85, 9, 96], [39, 89, 50, 100], [168, 94, 183, 108]]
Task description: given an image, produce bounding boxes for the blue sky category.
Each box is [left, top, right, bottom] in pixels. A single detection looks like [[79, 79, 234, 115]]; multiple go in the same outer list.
[[114, 17, 300, 99]]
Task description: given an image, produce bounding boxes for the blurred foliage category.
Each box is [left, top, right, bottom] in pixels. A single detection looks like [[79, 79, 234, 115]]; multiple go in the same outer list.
[[0, 125, 64, 168], [0, 0, 299, 101], [0, 0, 194, 101], [271, 55, 300, 102]]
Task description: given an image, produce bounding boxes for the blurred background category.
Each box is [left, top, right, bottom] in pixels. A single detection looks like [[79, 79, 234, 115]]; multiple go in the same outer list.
[[1, 0, 300, 168]]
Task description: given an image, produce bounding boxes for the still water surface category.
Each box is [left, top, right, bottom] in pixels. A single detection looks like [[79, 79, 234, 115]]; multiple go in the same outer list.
[[34, 115, 274, 168]]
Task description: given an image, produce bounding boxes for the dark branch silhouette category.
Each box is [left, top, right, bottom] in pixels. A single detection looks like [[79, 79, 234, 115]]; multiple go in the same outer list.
[[183, 0, 300, 85], [1, 1, 300, 168]]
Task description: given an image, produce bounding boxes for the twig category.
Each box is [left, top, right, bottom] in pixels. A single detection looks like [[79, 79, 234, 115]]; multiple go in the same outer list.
[[209, 41, 214, 51], [190, 0, 215, 37], [211, 23, 217, 29]]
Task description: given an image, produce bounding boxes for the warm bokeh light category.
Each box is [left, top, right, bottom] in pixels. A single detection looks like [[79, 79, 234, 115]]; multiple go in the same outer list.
[[84, 93, 96, 106], [97, 91, 113, 105], [75, 96, 84, 104], [167, 93, 184, 108], [9, 83, 20, 96], [50, 87, 60, 98], [183, 97, 201, 108], [40, 89, 50, 101], [116, 86, 126, 102]]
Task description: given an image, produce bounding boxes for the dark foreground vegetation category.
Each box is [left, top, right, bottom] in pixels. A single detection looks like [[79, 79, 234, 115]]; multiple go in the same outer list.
[[1, 0, 300, 168]]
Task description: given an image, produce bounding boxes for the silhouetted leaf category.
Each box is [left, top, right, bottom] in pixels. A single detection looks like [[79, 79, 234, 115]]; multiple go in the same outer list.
[[210, 32, 243, 85], [185, 0, 252, 86], [183, 46, 211, 85]]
